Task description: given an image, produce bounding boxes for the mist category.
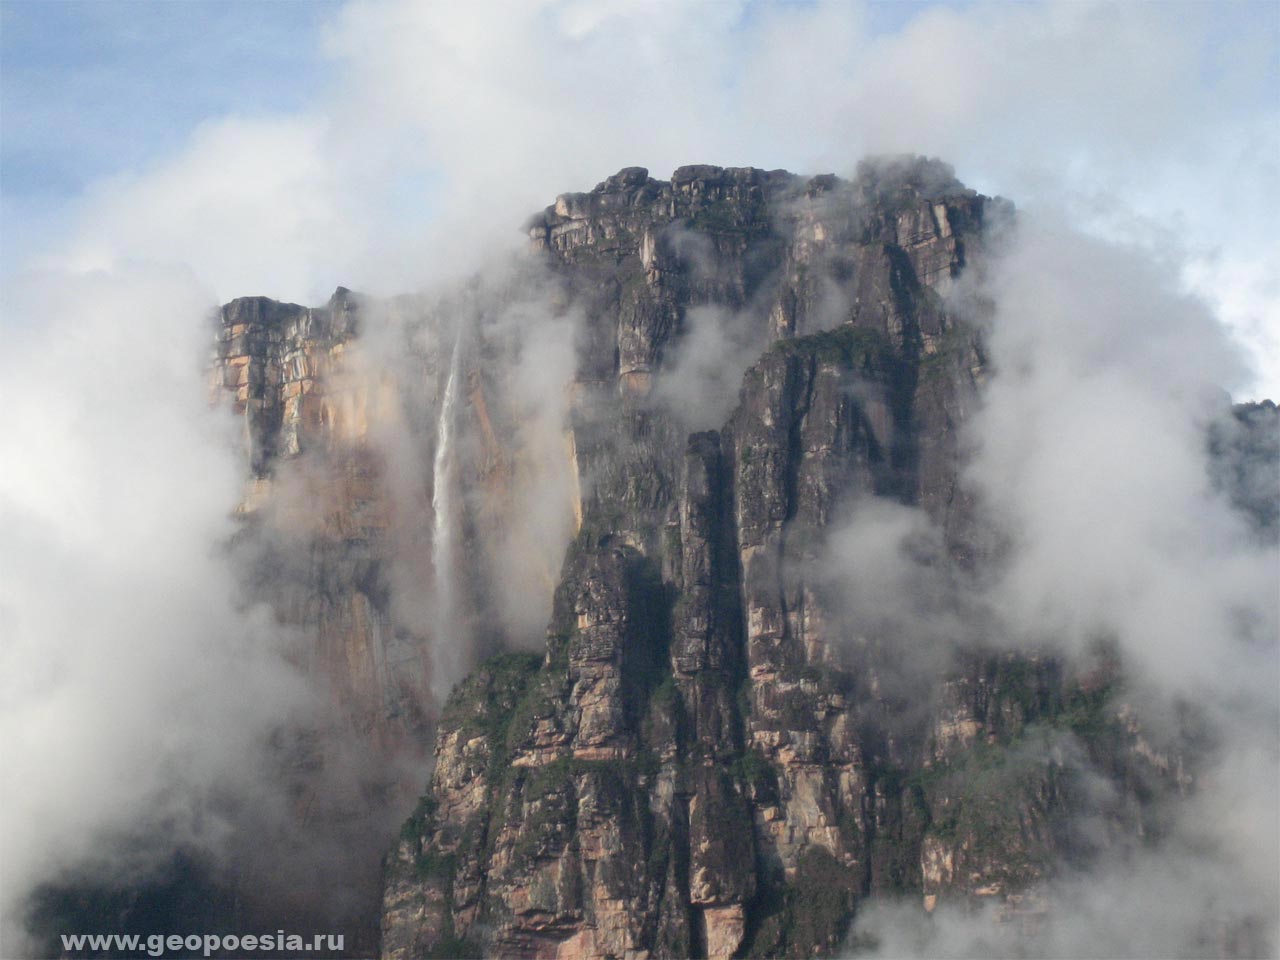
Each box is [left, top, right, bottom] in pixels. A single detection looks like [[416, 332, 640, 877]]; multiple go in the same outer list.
[[341, 263, 581, 656], [2, 0, 1276, 955], [0, 266, 315, 952], [16, 2, 1273, 394], [832, 213, 1279, 955]]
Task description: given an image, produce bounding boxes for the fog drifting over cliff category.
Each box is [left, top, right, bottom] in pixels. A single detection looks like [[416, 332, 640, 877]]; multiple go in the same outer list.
[[22, 0, 1278, 398], [0, 269, 313, 948], [829, 214, 1279, 956], [2, 0, 1277, 954]]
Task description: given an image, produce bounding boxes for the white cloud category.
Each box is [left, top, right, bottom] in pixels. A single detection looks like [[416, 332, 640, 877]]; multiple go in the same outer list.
[[53, 116, 352, 303], [828, 212, 1280, 955], [0, 265, 312, 944], [964, 215, 1276, 698], [1, 0, 1276, 949], [11, 1, 1272, 393]]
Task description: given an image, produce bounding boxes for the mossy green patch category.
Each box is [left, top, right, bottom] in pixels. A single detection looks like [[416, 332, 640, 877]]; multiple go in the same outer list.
[[399, 794, 438, 843], [731, 747, 779, 802], [1056, 680, 1121, 741], [440, 651, 543, 753], [921, 726, 1070, 887], [687, 198, 770, 235], [769, 323, 893, 371], [414, 849, 458, 883], [744, 847, 858, 958]]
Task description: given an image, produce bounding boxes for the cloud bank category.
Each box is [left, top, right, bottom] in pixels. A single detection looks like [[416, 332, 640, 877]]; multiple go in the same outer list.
[[2, 0, 1276, 953], [13, 0, 1274, 394], [0, 266, 313, 950], [832, 213, 1279, 956]]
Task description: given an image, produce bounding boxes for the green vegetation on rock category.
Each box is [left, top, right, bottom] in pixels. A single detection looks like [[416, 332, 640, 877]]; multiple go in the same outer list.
[[744, 847, 859, 958]]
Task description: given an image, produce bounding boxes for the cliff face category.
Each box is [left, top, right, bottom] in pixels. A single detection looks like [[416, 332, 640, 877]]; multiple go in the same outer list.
[[370, 161, 1190, 959], [214, 288, 433, 746], [204, 160, 1272, 959]]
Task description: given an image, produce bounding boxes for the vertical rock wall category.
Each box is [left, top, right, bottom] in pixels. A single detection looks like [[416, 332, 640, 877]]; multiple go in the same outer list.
[[208, 160, 1228, 959], [380, 162, 1192, 959]]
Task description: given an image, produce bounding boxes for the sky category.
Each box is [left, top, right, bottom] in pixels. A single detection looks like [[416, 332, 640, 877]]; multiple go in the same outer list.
[[0, 2, 1277, 952], [0, 1, 338, 267], [0, 0, 1277, 398]]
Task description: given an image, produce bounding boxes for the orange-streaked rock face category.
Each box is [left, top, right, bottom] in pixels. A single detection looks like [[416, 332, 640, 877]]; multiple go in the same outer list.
[[213, 288, 433, 750], [374, 162, 1236, 960], [204, 160, 1268, 960]]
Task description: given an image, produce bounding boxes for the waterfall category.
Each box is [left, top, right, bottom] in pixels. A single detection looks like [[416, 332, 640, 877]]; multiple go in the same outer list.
[[430, 322, 465, 702]]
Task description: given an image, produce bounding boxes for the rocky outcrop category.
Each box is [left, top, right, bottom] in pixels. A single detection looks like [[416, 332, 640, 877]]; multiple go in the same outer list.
[[212, 285, 433, 753], [375, 161, 1213, 959], [200, 159, 1261, 959], [25, 156, 1269, 960], [1210, 399, 1280, 540]]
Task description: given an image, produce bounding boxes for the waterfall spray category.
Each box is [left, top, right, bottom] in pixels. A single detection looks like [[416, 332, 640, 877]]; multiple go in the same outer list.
[[430, 321, 465, 703]]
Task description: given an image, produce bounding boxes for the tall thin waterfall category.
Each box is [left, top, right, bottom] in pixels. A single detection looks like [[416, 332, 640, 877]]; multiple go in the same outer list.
[[430, 322, 465, 702]]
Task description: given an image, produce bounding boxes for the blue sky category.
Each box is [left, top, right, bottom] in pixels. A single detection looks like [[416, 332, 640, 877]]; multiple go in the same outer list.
[[1, 7, 1278, 933], [0, 0, 965, 272], [1, 0, 1277, 394], [1, 2, 328, 185], [1, 0, 337, 266]]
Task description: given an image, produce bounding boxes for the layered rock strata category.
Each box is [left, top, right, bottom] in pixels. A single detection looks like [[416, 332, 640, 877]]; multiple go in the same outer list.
[[201, 160, 1267, 960], [378, 161, 1210, 959]]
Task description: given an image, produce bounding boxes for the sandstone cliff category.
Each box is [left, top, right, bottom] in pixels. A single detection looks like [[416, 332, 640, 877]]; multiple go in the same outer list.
[[367, 162, 1210, 959], [197, 160, 1275, 959]]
